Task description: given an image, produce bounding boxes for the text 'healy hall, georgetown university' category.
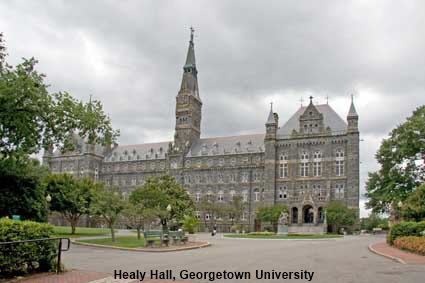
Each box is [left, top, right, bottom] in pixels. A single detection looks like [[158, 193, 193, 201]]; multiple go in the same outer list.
[[43, 29, 360, 233]]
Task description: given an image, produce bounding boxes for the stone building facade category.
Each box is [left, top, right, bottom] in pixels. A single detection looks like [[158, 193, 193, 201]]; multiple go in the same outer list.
[[43, 30, 360, 231]]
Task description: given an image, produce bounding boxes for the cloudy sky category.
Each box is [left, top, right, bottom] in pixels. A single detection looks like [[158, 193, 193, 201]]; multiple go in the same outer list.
[[2, 0, 425, 216]]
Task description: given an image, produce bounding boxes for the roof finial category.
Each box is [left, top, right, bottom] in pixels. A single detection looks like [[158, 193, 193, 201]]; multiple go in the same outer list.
[[270, 101, 273, 111], [351, 94, 354, 102], [300, 97, 304, 107], [326, 95, 329, 105], [190, 26, 194, 43], [309, 96, 314, 104]]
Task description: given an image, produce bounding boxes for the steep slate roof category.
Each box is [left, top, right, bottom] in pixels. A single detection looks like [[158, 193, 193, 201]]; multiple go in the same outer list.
[[347, 101, 358, 117], [277, 104, 347, 137], [105, 141, 170, 162], [186, 134, 265, 157]]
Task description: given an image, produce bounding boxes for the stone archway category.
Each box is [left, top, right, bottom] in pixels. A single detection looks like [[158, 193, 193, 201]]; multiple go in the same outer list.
[[291, 207, 298, 224], [303, 205, 314, 224]]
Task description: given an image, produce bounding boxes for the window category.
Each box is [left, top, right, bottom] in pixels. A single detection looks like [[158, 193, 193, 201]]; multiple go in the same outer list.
[[229, 173, 236, 183], [217, 174, 223, 183], [131, 177, 137, 185], [278, 186, 288, 199], [335, 184, 345, 199], [219, 158, 224, 166], [205, 213, 210, 220], [335, 149, 345, 176], [241, 172, 249, 183], [254, 189, 260, 202], [231, 158, 236, 166], [279, 154, 289, 178], [196, 192, 201, 202], [195, 211, 201, 219], [197, 159, 202, 168], [312, 184, 321, 195], [186, 160, 191, 167], [313, 151, 322, 177], [253, 172, 260, 182], [230, 190, 236, 199], [300, 152, 309, 177], [94, 167, 99, 181], [242, 190, 248, 202], [218, 191, 224, 202], [80, 167, 84, 176], [207, 191, 213, 202]]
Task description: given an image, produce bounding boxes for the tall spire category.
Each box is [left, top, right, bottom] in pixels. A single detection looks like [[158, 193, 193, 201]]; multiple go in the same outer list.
[[347, 95, 358, 117], [179, 27, 199, 99], [184, 27, 196, 70], [266, 102, 276, 124]]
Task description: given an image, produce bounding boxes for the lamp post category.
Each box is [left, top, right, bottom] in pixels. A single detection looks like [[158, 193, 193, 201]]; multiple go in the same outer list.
[[46, 194, 52, 224]]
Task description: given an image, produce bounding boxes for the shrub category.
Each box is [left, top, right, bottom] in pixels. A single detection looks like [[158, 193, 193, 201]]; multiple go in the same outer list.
[[247, 232, 275, 236], [0, 218, 57, 278], [394, 236, 425, 255], [388, 221, 425, 244], [230, 225, 243, 233]]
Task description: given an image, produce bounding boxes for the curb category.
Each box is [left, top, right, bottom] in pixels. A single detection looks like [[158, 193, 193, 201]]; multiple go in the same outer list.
[[368, 243, 406, 264], [221, 235, 341, 241], [71, 240, 211, 252]]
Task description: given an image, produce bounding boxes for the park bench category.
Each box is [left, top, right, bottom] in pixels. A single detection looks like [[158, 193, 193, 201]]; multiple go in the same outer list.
[[169, 231, 188, 245], [372, 227, 383, 235], [143, 231, 169, 247]]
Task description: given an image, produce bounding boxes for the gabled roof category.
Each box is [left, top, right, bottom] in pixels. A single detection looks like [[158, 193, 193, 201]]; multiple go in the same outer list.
[[277, 104, 347, 137], [187, 134, 265, 157]]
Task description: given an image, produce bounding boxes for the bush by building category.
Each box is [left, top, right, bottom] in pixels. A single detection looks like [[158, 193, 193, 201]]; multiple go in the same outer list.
[[393, 236, 425, 255], [0, 218, 57, 278], [387, 221, 425, 244]]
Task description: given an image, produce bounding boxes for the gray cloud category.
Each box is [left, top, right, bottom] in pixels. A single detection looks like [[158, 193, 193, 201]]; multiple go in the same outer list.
[[1, 0, 425, 216]]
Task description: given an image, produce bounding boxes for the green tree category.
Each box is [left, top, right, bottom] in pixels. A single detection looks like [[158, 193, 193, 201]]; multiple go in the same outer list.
[[91, 188, 126, 242], [122, 202, 155, 239], [44, 174, 99, 234], [0, 33, 119, 158], [325, 201, 357, 233], [182, 214, 199, 234], [130, 176, 194, 231], [366, 106, 425, 214], [227, 196, 245, 225], [198, 195, 226, 230], [0, 157, 49, 222], [402, 184, 425, 221], [360, 213, 388, 231], [256, 205, 288, 232]]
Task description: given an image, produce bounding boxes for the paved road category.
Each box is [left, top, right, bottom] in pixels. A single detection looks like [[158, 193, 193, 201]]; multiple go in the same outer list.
[[63, 234, 425, 283]]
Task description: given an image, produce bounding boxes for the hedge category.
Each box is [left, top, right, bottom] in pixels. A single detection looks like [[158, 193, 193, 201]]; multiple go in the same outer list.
[[394, 236, 425, 255], [387, 221, 425, 244], [0, 218, 57, 278]]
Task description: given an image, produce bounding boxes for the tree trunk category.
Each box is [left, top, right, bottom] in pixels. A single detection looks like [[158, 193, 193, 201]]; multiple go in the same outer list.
[[110, 222, 115, 242], [137, 227, 141, 240]]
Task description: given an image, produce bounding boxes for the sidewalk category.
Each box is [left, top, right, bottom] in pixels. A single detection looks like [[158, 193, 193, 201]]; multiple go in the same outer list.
[[369, 242, 425, 264], [13, 270, 188, 283]]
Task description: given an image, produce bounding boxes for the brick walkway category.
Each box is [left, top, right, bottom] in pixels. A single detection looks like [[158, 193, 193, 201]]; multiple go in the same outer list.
[[369, 242, 425, 264], [13, 270, 188, 283]]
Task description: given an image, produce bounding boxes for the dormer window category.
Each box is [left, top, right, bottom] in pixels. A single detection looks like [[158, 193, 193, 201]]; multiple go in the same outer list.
[[309, 111, 313, 116]]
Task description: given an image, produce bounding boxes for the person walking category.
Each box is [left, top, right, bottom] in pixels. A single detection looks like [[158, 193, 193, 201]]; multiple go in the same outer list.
[[212, 224, 217, 236]]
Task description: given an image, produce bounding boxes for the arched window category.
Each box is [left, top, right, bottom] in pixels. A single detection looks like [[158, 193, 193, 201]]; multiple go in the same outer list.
[[196, 192, 201, 202], [278, 186, 288, 199], [335, 184, 345, 199], [229, 190, 236, 200], [218, 191, 224, 202]]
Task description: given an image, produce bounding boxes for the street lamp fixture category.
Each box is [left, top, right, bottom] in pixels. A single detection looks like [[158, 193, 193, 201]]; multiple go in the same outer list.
[[166, 204, 172, 212], [46, 194, 52, 202]]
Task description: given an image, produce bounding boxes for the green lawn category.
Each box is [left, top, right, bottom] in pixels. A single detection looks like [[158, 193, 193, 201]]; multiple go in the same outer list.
[[223, 233, 342, 239], [52, 226, 111, 238], [77, 236, 147, 248]]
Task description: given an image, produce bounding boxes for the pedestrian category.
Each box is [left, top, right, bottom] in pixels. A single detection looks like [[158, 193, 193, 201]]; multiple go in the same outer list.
[[212, 224, 217, 236]]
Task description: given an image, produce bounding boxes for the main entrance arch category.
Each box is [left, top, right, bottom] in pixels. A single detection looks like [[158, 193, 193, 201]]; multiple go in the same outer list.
[[303, 205, 314, 224]]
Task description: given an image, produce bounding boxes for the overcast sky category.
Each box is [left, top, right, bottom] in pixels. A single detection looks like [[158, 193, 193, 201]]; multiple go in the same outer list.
[[2, 0, 425, 217]]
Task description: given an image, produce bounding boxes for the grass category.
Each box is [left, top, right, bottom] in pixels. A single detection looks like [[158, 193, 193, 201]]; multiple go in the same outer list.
[[77, 236, 147, 248], [52, 226, 111, 238], [223, 233, 342, 239]]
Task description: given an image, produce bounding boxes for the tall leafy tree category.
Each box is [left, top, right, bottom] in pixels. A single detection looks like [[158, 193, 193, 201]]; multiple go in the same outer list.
[[255, 205, 288, 232], [44, 174, 99, 234], [325, 201, 357, 233], [130, 176, 194, 231], [91, 188, 126, 242], [402, 184, 425, 221], [227, 195, 245, 225], [122, 202, 155, 239], [0, 157, 49, 222], [0, 33, 119, 158], [366, 106, 425, 214]]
